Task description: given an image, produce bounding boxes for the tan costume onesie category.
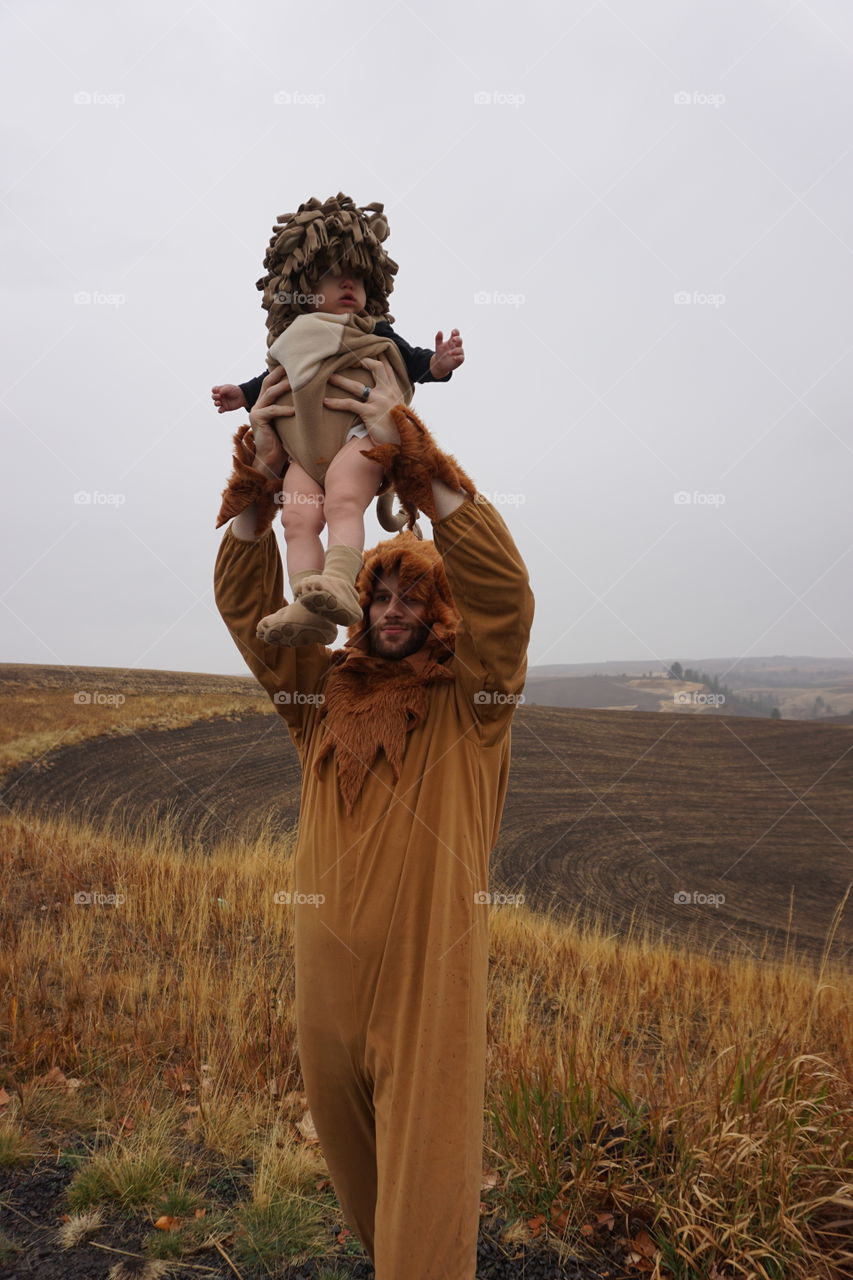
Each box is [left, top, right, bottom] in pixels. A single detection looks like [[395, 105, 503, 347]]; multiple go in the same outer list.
[[213, 407, 534, 1279], [265, 310, 413, 486]]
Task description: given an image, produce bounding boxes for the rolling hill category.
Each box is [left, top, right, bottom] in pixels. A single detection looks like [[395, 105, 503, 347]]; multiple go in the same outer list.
[[2, 664, 850, 966]]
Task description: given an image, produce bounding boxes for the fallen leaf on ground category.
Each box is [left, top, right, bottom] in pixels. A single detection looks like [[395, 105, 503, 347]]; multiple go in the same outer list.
[[631, 1228, 658, 1258], [296, 1110, 318, 1143]]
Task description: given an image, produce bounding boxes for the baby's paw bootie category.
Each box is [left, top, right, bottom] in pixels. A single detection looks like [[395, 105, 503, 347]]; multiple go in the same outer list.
[[296, 545, 364, 626], [256, 571, 338, 647]]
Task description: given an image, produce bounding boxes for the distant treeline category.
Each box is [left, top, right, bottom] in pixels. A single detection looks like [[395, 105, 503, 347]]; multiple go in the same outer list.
[[667, 662, 781, 718]]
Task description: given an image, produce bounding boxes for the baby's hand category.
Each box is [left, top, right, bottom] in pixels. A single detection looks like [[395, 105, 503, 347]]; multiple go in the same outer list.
[[211, 383, 247, 413], [430, 329, 464, 379]]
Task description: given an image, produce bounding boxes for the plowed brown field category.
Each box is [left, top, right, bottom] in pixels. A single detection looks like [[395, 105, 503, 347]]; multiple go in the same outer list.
[[2, 687, 850, 965]]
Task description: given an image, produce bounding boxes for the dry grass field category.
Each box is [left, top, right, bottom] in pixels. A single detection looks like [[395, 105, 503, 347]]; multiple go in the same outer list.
[[4, 667, 851, 964], [1, 666, 851, 1279], [0, 662, 266, 777]]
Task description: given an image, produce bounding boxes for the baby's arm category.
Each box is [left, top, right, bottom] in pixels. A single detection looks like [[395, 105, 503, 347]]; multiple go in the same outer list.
[[239, 373, 269, 409], [376, 323, 464, 385], [211, 373, 269, 414], [375, 324, 450, 385], [430, 329, 464, 379]]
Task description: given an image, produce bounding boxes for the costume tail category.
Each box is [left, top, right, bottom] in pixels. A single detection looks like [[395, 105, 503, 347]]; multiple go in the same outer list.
[[376, 490, 423, 539]]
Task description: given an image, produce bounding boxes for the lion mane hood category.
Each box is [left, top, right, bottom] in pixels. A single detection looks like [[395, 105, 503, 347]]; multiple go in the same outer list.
[[343, 528, 460, 663], [311, 530, 462, 814]]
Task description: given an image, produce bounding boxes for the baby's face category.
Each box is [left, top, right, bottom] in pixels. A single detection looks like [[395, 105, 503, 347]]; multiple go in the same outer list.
[[312, 266, 367, 316]]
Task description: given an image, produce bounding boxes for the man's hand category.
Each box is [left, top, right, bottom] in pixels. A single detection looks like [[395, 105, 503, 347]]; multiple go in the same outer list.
[[247, 367, 294, 476], [324, 356, 403, 446], [212, 383, 248, 413], [429, 329, 464, 380]]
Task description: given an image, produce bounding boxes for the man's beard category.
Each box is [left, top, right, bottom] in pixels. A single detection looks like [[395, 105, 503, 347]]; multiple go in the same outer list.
[[368, 620, 431, 661]]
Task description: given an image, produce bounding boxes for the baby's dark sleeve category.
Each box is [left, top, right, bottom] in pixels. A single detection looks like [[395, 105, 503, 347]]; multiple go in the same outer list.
[[374, 322, 452, 385], [239, 373, 268, 410]]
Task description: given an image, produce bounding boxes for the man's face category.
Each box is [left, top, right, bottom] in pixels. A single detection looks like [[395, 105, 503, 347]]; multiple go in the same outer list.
[[367, 570, 431, 660], [312, 266, 367, 316]]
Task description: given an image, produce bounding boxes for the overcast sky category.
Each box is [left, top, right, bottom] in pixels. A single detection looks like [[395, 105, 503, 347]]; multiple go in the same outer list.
[[2, 0, 852, 678]]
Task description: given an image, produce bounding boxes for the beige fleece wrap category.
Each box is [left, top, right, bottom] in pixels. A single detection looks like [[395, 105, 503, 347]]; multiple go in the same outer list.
[[264, 311, 414, 490]]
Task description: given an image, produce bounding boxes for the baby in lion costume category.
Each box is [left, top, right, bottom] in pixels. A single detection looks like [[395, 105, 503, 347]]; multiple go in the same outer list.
[[214, 193, 464, 646]]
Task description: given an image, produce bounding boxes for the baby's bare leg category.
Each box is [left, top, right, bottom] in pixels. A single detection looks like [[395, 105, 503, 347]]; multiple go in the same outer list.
[[323, 437, 385, 550], [280, 459, 326, 577]]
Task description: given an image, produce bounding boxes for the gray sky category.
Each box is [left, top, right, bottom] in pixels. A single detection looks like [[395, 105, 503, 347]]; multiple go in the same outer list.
[[2, 0, 852, 677]]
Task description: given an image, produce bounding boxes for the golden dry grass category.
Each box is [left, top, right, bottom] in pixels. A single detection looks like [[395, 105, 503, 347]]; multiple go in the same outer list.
[[0, 663, 268, 775], [1, 803, 850, 1278]]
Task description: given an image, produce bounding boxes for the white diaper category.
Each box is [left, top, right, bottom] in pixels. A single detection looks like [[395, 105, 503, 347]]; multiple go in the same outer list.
[[345, 420, 369, 442]]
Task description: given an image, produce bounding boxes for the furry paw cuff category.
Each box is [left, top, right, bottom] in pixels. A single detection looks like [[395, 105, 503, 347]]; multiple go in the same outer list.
[[361, 405, 477, 526], [215, 424, 284, 539]]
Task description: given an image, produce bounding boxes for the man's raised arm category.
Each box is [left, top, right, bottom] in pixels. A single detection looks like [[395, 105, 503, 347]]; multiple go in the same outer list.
[[362, 406, 534, 731]]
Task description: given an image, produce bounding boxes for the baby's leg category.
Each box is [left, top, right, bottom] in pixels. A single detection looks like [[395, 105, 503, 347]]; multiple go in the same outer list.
[[322, 437, 385, 550], [280, 459, 326, 578]]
